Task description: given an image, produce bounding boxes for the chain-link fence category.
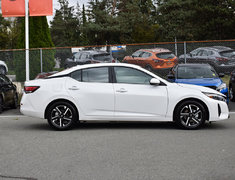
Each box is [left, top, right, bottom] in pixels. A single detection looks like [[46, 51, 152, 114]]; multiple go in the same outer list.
[[0, 40, 234, 82]]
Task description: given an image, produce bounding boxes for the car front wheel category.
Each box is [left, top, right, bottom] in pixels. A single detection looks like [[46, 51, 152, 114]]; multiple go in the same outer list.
[[47, 101, 78, 130], [174, 100, 206, 129]]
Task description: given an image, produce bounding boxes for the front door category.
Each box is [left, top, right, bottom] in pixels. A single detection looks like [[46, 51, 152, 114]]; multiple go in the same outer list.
[[113, 66, 168, 121]]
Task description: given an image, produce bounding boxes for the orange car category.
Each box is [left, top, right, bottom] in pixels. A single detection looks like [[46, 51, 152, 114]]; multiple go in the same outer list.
[[123, 48, 178, 72]]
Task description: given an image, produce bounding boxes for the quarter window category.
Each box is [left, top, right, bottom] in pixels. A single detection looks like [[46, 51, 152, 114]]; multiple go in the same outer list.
[[114, 67, 152, 84], [71, 70, 81, 81]]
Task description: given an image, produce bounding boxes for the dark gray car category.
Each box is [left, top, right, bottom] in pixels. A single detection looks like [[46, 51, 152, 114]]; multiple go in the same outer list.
[[64, 50, 117, 68], [179, 46, 235, 73]]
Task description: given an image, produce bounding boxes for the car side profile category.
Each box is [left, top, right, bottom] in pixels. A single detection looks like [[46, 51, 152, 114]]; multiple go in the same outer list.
[[123, 48, 178, 73], [20, 63, 229, 130], [178, 46, 235, 73], [64, 50, 117, 68], [0, 74, 18, 113]]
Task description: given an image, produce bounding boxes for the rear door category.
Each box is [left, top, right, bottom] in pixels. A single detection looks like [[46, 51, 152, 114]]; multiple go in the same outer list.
[[66, 67, 114, 119]]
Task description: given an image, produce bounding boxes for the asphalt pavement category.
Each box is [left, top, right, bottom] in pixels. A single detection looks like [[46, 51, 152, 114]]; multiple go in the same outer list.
[[0, 103, 235, 180]]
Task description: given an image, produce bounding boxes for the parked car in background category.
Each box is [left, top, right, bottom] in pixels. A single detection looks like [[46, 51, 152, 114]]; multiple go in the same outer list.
[[20, 63, 229, 130], [0, 60, 8, 75], [229, 70, 235, 102], [64, 50, 117, 68], [168, 64, 229, 103], [123, 48, 178, 73], [0, 74, 18, 113], [178, 46, 235, 73], [35, 71, 59, 79]]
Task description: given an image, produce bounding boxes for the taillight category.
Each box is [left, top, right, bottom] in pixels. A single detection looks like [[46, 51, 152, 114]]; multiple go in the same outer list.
[[24, 86, 40, 94], [112, 59, 115, 63], [216, 57, 228, 61]]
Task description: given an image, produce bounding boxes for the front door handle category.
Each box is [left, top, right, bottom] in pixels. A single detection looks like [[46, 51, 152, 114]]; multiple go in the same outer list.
[[116, 88, 127, 93], [68, 86, 79, 90]]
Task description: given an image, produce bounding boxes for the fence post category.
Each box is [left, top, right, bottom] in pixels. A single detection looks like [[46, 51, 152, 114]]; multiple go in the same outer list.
[[184, 41, 187, 63], [175, 37, 177, 56], [40, 48, 43, 73]]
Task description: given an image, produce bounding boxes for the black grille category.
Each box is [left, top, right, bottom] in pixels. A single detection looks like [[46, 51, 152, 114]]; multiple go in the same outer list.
[[206, 86, 217, 90]]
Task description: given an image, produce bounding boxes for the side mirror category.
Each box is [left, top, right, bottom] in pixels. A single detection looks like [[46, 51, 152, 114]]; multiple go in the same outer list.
[[150, 78, 160, 85], [219, 73, 224, 78], [167, 74, 175, 79]]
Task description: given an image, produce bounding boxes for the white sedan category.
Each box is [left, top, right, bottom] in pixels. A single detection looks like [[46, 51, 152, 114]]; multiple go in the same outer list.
[[20, 63, 229, 130]]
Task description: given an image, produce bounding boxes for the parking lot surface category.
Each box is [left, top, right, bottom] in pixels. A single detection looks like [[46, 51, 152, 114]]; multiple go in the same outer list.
[[0, 104, 235, 180]]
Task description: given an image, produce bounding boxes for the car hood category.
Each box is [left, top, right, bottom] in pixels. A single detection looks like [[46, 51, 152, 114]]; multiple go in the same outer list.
[[176, 83, 224, 96], [175, 78, 222, 87]]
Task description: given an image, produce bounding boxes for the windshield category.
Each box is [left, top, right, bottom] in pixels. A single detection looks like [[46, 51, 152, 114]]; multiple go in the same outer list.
[[156, 52, 175, 59], [220, 50, 235, 58], [177, 66, 218, 79], [93, 53, 112, 61]]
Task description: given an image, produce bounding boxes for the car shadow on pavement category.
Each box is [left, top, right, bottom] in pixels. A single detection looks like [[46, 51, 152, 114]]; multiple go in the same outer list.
[[25, 121, 231, 131]]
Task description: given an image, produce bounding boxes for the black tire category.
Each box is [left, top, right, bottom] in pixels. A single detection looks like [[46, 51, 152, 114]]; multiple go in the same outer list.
[[0, 96, 3, 114], [174, 100, 206, 130], [47, 101, 78, 130], [11, 93, 18, 109], [145, 64, 153, 72], [0, 66, 6, 75], [229, 85, 235, 102]]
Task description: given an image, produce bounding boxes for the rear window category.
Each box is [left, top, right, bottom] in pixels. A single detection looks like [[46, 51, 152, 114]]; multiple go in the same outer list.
[[156, 53, 175, 59], [93, 53, 112, 61], [220, 50, 235, 58]]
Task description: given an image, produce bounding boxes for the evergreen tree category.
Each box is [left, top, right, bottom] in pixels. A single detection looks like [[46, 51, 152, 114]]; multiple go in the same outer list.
[[14, 16, 55, 81], [50, 0, 80, 46]]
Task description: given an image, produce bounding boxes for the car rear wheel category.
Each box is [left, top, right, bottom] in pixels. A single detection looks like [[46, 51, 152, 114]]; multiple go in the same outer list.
[[47, 101, 77, 130], [11, 93, 18, 109], [229, 85, 235, 102], [174, 100, 206, 129]]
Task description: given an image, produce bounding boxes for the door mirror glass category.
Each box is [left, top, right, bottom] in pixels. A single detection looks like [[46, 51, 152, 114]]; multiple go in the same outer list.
[[150, 78, 160, 85]]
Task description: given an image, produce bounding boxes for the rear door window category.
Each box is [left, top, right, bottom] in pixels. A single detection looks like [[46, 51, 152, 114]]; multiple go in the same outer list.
[[82, 67, 109, 83]]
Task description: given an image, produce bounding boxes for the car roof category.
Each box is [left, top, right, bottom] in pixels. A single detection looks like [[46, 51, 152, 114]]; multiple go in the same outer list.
[[139, 48, 171, 54], [199, 46, 232, 52], [50, 63, 147, 77], [75, 50, 110, 55]]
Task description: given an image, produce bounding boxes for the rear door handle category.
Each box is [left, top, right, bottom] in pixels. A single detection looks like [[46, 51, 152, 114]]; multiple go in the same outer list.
[[116, 88, 127, 93], [69, 86, 79, 90]]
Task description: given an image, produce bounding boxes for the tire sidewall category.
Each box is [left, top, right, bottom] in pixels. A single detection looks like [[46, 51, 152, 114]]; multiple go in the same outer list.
[[174, 100, 206, 130]]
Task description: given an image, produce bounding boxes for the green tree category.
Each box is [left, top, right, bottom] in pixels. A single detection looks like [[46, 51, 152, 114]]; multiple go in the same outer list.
[[50, 0, 80, 46], [14, 16, 55, 81], [156, 0, 235, 41]]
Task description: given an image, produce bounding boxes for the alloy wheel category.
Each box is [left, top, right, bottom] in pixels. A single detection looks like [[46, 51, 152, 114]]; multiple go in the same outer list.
[[50, 105, 73, 128], [179, 104, 202, 128]]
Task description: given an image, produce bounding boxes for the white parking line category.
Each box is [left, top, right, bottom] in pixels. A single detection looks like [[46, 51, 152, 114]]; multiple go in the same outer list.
[[0, 115, 26, 118]]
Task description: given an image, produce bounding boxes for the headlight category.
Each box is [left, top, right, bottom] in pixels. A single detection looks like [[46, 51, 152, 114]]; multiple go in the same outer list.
[[202, 92, 226, 102], [216, 83, 226, 91]]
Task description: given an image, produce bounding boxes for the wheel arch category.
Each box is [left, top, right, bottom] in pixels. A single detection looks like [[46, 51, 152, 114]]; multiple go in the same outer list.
[[173, 98, 209, 121], [44, 98, 79, 121]]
